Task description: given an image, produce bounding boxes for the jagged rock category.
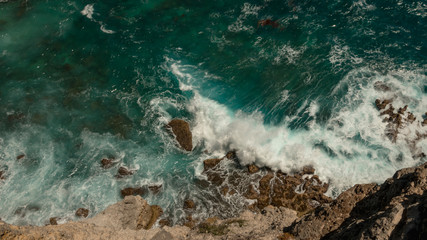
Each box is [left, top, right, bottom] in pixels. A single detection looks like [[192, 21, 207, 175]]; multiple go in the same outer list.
[[183, 199, 195, 209], [75, 208, 89, 218], [286, 163, 427, 240], [302, 166, 315, 175], [101, 158, 114, 169], [121, 187, 144, 198], [49, 217, 59, 225], [248, 164, 259, 174], [166, 119, 193, 151], [225, 150, 236, 160], [203, 158, 222, 171], [117, 167, 133, 177], [375, 99, 391, 110], [148, 185, 162, 194]]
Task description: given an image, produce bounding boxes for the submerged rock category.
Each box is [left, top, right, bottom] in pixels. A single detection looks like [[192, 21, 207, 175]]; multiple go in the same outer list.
[[375, 99, 391, 110], [100, 158, 115, 169], [75, 208, 89, 218], [117, 167, 133, 177], [16, 154, 25, 160], [166, 119, 193, 151], [373, 81, 391, 92], [183, 199, 196, 209], [0, 170, 5, 180], [148, 185, 162, 194]]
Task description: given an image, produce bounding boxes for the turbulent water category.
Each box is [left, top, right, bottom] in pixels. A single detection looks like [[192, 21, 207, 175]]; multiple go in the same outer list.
[[0, 0, 426, 226]]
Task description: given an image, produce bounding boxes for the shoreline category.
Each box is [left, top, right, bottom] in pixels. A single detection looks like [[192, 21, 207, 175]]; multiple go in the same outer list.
[[1, 161, 425, 240]]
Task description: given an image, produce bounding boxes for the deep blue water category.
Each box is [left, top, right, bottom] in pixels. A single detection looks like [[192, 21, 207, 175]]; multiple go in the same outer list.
[[0, 0, 426, 225]]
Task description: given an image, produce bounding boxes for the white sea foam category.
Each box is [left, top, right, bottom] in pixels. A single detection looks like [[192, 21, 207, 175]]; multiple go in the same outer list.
[[166, 59, 426, 197], [81, 4, 95, 20], [100, 25, 115, 34]]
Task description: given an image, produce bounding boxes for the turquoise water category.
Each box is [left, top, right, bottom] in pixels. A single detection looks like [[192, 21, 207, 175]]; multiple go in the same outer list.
[[0, 0, 426, 226]]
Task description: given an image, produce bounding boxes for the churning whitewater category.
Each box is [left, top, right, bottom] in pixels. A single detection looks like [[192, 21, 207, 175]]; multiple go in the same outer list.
[[0, 0, 426, 226]]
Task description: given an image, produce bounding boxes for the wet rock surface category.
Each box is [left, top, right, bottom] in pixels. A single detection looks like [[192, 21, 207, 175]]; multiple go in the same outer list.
[[116, 166, 134, 178], [166, 119, 193, 151], [121, 187, 144, 198], [0, 163, 425, 240], [201, 152, 330, 216], [75, 208, 89, 218], [100, 158, 115, 169]]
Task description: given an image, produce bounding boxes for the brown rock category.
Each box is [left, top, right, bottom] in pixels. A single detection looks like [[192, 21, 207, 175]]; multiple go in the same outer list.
[[407, 112, 416, 123], [49, 217, 58, 225], [423, 118, 427, 126], [148, 185, 162, 194], [225, 150, 237, 160], [75, 208, 89, 218], [117, 167, 133, 177], [0, 171, 5, 180], [145, 205, 163, 230], [220, 186, 229, 196], [375, 99, 391, 110], [120, 187, 144, 198], [248, 164, 260, 174], [100, 158, 114, 168], [245, 185, 259, 199], [203, 158, 222, 171], [166, 119, 193, 151], [158, 218, 172, 227], [183, 199, 196, 209], [302, 166, 315, 175], [16, 154, 25, 160], [184, 214, 196, 229]]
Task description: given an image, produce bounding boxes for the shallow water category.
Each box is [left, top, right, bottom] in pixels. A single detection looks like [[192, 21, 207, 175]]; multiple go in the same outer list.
[[0, 0, 426, 226]]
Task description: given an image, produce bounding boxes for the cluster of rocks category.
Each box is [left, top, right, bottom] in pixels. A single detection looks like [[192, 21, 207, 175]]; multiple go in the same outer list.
[[375, 98, 427, 143], [1, 163, 425, 240], [201, 151, 331, 217]]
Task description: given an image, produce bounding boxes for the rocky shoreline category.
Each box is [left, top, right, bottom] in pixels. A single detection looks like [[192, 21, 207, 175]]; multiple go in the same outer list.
[[1, 162, 425, 240], [1, 102, 426, 239]]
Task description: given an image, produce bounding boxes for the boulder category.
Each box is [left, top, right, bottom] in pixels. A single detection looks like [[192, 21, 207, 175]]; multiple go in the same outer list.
[[248, 164, 259, 174], [166, 119, 193, 151], [183, 199, 195, 209], [121, 187, 144, 198], [375, 99, 391, 110], [100, 158, 114, 169], [0, 170, 5, 180], [203, 158, 222, 172], [75, 208, 89, 218], [117, 167, 133, 177], [16, 154, 25, 160], [49, 217, 59, 225], [302, 166, 315, 175]]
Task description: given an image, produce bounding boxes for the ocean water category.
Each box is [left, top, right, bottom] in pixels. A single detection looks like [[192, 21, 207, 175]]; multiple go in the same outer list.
[[0, 0, 426, 226]]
